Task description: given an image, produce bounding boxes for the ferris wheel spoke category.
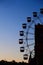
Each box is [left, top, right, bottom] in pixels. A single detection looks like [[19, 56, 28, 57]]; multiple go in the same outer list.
[[28, 43, 34, 46], [28, 32, 34, 35], [27, 38, 34, 40], [28, 26, 35, 29], [37, 16, 43, 24], [23, 38, 34, 40]]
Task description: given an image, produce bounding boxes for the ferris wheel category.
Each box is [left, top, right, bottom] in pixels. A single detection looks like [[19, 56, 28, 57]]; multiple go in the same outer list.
[[19, 8, 43, 62]]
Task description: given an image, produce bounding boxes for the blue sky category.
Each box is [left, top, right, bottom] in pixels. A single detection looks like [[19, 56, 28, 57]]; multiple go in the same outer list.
[[0, 0, 43, 62]]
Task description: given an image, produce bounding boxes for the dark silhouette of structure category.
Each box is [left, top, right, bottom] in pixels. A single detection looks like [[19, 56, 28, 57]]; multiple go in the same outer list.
[[35, 24, 43, 65], [0, 60, 28, 65]]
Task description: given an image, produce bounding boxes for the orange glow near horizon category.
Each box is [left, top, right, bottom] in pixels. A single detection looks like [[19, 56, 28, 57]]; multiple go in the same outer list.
[[0, 53, 28, 63], [0, 57, 28, 63]]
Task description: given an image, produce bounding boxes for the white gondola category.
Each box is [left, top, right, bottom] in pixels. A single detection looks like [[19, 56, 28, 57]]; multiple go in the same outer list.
[[27, 17, 31, 22], [23, 54, 28, 60], [19, 39, 23, 44], [20, 47, 24, 52], [22, 23, 27, 29], [40, 8, 43, 14], [20, 31, 24, 36], [33, 12, 37, 17]]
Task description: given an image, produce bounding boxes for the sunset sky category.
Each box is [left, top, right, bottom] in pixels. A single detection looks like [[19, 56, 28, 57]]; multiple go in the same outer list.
[[0, 0, 43, 62]]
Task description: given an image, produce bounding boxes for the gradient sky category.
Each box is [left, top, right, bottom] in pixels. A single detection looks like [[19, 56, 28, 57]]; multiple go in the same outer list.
[[0, 0, 43, 62]]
